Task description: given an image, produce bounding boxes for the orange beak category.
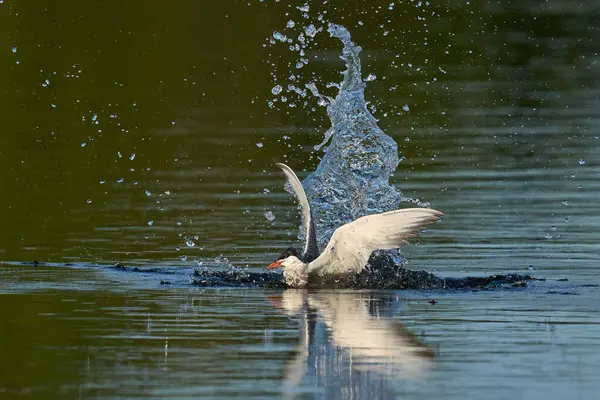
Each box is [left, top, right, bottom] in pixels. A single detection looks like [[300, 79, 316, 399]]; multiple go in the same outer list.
[[265, 260, 283, 271]]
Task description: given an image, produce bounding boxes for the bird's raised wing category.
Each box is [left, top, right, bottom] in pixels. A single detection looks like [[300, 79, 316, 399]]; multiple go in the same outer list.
[[307, 208, 443, 275], [275, 163, 319, 262]]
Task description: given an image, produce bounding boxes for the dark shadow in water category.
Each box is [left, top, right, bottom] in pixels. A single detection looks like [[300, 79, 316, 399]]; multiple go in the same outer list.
[[190, 251, 535, 290], [14, 256, 535, 291], [268, 291, 435, 398]]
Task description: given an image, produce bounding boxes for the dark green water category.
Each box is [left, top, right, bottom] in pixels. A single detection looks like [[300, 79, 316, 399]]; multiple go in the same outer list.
[[1, 1, 599, 399]]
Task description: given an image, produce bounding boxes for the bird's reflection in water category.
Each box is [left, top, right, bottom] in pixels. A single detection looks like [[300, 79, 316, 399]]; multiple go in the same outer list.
[[268, 291, 435, 398]]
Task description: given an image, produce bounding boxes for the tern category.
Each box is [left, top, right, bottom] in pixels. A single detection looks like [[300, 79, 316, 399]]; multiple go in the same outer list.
[[267, 163, 443, 288]]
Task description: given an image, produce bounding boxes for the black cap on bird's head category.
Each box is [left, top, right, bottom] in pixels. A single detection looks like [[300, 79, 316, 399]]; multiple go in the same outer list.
[[277, 247, 300, 260], [266, 247, 300, 270]]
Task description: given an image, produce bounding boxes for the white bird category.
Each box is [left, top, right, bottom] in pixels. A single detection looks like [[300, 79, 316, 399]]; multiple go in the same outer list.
[[267, 163, 443, 288]]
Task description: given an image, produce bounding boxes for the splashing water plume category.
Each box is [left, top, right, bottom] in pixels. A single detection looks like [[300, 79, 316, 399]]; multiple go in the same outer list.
[[302, 24, 424, 252], [184, 27, 542, 288]]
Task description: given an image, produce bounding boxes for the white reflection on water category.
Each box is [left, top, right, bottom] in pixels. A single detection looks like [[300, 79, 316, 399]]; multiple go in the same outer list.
[[268, 291, 435, 398]]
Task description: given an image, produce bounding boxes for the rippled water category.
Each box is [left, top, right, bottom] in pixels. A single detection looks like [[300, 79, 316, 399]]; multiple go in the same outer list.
[[1, 1, 600, 399], [1, 266, 599, 399]]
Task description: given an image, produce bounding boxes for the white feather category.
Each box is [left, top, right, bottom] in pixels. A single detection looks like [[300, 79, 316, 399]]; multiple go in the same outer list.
[[307, 208, 443, 275], [275, 163, 314, 257]]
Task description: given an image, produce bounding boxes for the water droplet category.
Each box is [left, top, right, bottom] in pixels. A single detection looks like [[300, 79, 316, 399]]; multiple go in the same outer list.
[[99, 180, 105, 184], [214, 254, 229, 263], [145, 190, 151, 196], [305, 24, 317, 38], [117, 151, 122, 158], [86, 199, 92, 204], [273, 32, 288, 42], [129, 153, 135, 160], [545, 233, 552, 239], [256, 142, 264, 148], [42, 79, 50, 87], [578, 159, 585, 165], [185, 237, 196, 247], [264, 211, 275, 221], [295, 61, 304, 69], [263, 188, 270, 193], [11, 46, 17, 53], [365, 73, 377, 81], [402, 104, 410, 111], [117, 178, 124, 183], [180, 255, 188, 261], [297, 4, 309, 12], [271, 85, 283, 95], [81, 142, 87, 147], [528, 265, 536, 271], [286, 20, 295, 28], [550, 225, 556, 231]]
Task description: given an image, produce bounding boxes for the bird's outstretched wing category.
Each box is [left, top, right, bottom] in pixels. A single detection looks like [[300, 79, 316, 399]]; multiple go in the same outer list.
[[275, 163, 320, 262], [307, 208, 443, 275]]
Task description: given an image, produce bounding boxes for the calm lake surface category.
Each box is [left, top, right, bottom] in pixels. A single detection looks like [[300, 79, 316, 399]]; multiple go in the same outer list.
[[1, 1, 599, 399]]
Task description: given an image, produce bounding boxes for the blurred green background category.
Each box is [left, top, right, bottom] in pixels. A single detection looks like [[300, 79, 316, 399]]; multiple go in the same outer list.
[[0, 0, 597, 268]]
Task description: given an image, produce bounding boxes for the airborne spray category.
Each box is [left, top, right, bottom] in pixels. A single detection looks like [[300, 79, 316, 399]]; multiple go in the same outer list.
[[303, 24, 429, 252]]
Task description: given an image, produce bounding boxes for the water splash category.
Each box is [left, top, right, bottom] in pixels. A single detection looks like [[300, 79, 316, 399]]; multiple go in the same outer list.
[[303, 24, 426, 247], [189, 258, 534, 290]]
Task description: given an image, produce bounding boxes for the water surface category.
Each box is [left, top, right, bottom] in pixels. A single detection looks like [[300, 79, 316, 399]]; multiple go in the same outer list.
[[1, 0, 599, 398]]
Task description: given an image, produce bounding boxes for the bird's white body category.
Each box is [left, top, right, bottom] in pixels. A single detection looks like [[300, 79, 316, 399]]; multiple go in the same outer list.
[[280, 255, 309, 288], [276, 208, 443, 288], [271, 163, 443, 288]]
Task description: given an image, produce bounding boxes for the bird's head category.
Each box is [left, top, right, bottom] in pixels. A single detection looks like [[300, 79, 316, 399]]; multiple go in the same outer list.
[[266, 247, 301, 271], [266, 247, 308, 288]]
